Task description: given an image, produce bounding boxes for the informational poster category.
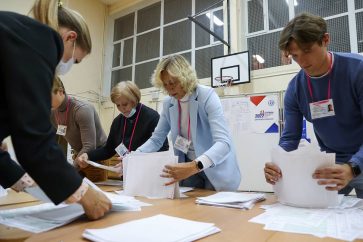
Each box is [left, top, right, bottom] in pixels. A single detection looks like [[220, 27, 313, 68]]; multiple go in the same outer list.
[[250, 95, 279, 134], [221, 94, 279, 134]]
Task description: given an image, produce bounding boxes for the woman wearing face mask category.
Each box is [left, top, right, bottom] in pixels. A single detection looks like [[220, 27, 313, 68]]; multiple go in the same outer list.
[[51, 77, 107, 167], [0, 0, 111, 220], [75, 81, 169, 171]]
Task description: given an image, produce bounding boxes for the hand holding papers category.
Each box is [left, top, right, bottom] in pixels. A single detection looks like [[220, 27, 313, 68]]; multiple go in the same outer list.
[[271, 142, 338, 208], [123, 151, 180, 199], [83, 214, 221, 242], [196, 192, 265, 210]]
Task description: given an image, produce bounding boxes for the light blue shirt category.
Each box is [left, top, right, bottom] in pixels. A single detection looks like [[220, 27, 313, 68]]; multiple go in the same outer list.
[[138, 85, 241, 191]]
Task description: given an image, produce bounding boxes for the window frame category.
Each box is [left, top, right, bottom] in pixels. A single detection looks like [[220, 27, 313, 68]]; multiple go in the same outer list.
[[103, 0, 227, 95]]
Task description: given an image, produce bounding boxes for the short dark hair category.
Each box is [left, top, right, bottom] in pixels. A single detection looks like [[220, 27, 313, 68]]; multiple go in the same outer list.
[[279, 13, 327, 54]]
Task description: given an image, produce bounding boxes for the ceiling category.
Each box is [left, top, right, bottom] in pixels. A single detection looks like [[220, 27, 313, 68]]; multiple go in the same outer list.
[[98, 0, 122, 5]]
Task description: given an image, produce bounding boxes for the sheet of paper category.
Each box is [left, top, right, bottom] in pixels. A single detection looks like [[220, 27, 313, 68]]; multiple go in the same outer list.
[[179, 187, 194, 193], [95, 179, 123, 186], [84, 178, 150, 211], [196, 192, 265, 210], [83, 214, 220, 242], [0, 203, 84, 233], [271, 143, 338, 208], [25, 186, 52, 203], [123, 151, 179, 199], [249, 197, 363, 241], [0, 186, 7, 198], [85, 160, 120, 173]]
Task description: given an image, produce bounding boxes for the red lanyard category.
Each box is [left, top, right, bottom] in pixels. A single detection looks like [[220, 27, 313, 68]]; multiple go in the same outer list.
[[122, 104, 142, 152], [55, 97, 71, 125], [178, 100, 190, 140], [306, 52, 333, 102]]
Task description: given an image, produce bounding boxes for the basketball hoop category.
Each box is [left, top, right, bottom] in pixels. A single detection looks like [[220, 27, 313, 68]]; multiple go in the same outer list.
[[214, 76, 233, 88]]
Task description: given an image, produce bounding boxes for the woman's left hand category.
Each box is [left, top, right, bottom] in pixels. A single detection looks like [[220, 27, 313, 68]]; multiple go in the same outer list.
[[161, 161, 199, 186]]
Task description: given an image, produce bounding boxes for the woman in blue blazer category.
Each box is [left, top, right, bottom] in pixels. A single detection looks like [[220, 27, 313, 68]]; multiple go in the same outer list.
[[138, 55, 241, 191]]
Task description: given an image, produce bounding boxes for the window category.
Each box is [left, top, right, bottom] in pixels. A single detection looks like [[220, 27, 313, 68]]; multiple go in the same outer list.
[[109, 0, 225, 90], [245, 0, 363, 71]]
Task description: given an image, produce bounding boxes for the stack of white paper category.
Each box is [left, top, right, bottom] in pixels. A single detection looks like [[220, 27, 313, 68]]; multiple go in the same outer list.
[[123, 151, 179, 199], [104, 192, 151, 211], [85, 160, 121, 173], [83, 214, 221, 242], [271, 142, 338, 208], [196, 192, 265, 209], [249, 196, 363, 241], [84, 178, 151, 211], [0, 203, 84, 233]]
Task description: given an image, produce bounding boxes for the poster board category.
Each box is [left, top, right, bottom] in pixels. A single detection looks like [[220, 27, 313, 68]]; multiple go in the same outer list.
[[221, 93, 281, 192]]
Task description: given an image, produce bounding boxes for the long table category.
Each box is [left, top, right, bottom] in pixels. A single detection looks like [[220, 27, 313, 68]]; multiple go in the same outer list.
[[0, 189, 361, 242]]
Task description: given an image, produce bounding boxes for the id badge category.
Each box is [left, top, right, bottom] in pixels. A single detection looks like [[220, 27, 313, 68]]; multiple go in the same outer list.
[[309, 99, 335, 120], [174, 135, 191, 154], [115, 142, 129, 157], [56, 125, 67, 136]]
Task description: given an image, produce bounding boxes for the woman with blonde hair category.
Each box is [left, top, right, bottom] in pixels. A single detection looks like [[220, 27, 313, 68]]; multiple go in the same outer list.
[[76, 81, 168, 170], [0, 0, 111, 220], [137, 55, 241, 191]]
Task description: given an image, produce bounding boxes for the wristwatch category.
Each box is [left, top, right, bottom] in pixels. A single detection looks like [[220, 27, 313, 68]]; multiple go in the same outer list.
[[347, 162, 361, 178], [195, 160, 204, 171]]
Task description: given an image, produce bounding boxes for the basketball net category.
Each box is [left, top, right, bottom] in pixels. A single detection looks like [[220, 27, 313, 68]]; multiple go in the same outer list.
[[214, 76, 233, 88]]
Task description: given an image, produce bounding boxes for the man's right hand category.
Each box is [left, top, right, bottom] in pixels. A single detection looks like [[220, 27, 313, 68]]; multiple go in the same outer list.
[[79, 187, 112, 220], [75, 153, 89, 169], [264, 162, 282, 185]]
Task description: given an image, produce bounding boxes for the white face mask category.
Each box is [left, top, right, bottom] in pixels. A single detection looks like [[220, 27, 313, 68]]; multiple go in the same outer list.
[[122, 108, 136, 118], [56, 41, 76, 75]]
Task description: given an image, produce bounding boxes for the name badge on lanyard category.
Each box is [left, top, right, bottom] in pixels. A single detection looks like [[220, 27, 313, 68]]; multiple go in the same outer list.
[[174, 135, 191, 154], [55, 98, 71, 136], [115, 104, 143, 156], [174, 100, 191, 154], [306, 53, 335, 120], [115, 143, 129, 157], [56, 125, 67, 136], [309, 99, 335, 120]]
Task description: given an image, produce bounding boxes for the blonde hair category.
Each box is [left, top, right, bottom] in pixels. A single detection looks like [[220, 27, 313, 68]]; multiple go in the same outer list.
[[152, 55, 198, 95], [52, 76, 65, 94], [31, 0, 92, 53], [111, 81, 141, 106]]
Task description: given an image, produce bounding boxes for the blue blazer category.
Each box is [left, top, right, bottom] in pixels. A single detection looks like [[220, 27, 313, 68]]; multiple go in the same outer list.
[[138, 85, 241, 191]]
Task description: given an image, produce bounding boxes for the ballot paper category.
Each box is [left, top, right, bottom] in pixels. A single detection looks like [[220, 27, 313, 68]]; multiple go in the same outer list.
[[249, 196, 363, 241], [196, 192, 265, 210], [85, 160, 120, 173], [84, 178, 152, 211], [25, 186, 52, 202], [83, 214, 221, 242], [271, 142, 338, 208], [0, 192, 150, 233], [95, 179, 123, 187], [0, 203, 84, 233], [0, 179, 151, 233], [123, 151, 179, 199], [0, 186, 7, 198]]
